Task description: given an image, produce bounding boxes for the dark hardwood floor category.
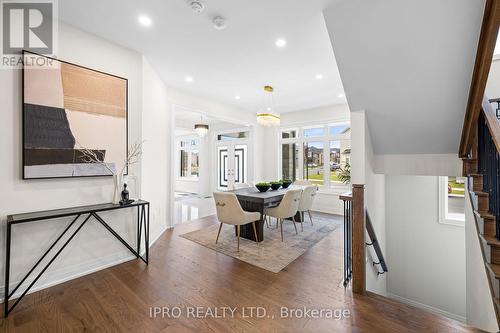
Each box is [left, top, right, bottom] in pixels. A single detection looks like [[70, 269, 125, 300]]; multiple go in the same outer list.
[[0, 213, 480, 332]]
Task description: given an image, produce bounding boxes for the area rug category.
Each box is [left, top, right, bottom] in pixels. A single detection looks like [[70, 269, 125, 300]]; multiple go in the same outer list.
[[179, 213, 342, 273]]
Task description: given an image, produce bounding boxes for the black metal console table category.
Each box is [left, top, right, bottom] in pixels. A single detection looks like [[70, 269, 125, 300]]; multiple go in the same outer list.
[[4, 200, 150, 318]]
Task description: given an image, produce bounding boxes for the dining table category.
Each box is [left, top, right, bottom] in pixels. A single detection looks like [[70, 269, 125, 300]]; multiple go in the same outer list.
[[231, 186, 304, 243]]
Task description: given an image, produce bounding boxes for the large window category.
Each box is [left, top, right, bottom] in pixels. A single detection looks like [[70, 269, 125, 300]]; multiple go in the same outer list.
[[177, 138, 200, 179], [438, 176, 465, 226], [280, 123, 351, 188]]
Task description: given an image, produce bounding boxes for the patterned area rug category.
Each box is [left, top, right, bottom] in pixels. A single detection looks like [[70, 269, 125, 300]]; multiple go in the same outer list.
[[180, 213, 342, 273]]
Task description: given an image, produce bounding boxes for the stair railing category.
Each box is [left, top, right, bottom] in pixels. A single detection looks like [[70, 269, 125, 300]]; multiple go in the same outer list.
[[340, 192, 353, 286], [340, 188, 388, 291], [366, 212, 388, 276], [478, 97, 500, 239]]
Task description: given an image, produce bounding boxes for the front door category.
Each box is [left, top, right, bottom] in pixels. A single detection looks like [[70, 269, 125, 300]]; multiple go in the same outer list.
[[216, 141, 248, 191]]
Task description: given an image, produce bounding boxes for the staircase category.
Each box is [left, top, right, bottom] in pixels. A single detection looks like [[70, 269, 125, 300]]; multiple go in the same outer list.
[[463, 97, 500, 324]]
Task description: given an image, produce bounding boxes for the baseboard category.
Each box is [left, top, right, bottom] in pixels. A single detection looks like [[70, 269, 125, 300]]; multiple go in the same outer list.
[[386, 293, 466, 323], [0, 224, 170, 303]]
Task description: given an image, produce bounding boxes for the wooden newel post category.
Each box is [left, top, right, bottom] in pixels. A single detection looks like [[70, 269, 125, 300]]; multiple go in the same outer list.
[[352, 184, 366, 294]]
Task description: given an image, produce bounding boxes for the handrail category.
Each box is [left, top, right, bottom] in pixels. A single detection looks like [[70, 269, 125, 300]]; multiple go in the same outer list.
[[459, 0, 500, 158], [340, 191, 388, 288], [482, 96, 500, 154], [366, 211, 388, 275], [339, 192, 352, 201]]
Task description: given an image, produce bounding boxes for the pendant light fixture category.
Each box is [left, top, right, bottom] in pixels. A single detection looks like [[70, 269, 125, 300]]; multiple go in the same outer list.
[[257, 85, 280, 127], [194, 116, 209, 137]]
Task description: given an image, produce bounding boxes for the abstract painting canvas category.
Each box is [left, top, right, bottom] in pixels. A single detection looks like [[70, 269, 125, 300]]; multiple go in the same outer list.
[[23, 51, 128, 179]]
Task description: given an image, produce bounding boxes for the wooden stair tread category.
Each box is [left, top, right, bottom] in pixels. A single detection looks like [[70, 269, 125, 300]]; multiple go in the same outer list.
[[467, 173, 482, 177], [481, 234, 500, 247], [487, 263, 500, 279], [480, 212, 496, 220]]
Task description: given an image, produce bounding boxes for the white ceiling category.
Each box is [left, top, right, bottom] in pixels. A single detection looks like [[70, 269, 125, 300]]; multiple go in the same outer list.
[[324, 0, 485, 154], [175, 108, 238, 127], [59, 0, 346, 113]]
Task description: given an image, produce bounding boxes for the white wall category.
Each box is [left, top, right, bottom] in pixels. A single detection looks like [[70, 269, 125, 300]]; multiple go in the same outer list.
[[141, 57, 170, 239], [385, 176, 466, 321], [465, 187, 499, 332], [324, 0, 484, 155], [374, 154, 462, 176], [350, 110, 366, 184], [0, 22, 160, 299], [486, 58, 500, 100], [364, 116, 387, 295]]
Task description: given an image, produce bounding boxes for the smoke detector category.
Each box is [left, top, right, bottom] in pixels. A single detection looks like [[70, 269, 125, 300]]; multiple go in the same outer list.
[[187, 0, 204, 13], [213, 16, 226, 30]]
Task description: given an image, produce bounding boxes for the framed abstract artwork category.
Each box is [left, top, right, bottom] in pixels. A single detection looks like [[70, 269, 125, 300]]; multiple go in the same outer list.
[[22, 51, 128, 179]]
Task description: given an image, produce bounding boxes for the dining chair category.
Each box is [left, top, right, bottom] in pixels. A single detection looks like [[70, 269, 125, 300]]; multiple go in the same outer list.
[[297, 185, 318, 230], [264, 189, 302, 242], [213, 192, 260, 251], [294, 179, 312, 186]]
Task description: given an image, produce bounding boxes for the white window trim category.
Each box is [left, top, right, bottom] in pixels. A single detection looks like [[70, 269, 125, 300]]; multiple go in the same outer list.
[[438, 176, 465, 227], [176, 136, 200, 180], [278, 122, 350, 190]]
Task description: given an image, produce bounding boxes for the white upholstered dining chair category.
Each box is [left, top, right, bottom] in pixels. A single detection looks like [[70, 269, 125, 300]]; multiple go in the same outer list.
[[264, 189, 302, 242], [213, 192, 260, 251], [297, 185, 318, 230]]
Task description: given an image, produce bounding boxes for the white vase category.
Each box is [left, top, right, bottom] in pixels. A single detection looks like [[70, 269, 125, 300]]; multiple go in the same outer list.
[[112, 174, 123, 204]]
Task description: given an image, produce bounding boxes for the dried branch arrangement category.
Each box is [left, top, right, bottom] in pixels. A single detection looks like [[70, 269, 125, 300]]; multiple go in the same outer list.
[[77, 140, 145, 176]]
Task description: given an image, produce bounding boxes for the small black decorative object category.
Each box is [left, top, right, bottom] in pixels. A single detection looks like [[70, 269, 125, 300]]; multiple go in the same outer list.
[[119, 183, 134, 206]]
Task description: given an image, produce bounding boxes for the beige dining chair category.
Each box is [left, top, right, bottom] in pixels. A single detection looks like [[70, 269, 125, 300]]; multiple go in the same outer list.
[[213, 192, 260, 251], [297, 185, 318, 230], [264, 189, 302, 242]]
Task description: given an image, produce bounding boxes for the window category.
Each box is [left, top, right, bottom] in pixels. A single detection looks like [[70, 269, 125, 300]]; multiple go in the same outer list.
[[279, 122, 351, 188], [191, 150, 199, 177], [438, 176, 465, 226], [177, 138, 199, 179], [330, 140, 351, 184], [217, 131, 249, 141], [303, 141, 324, 186], [304, 126, 324, 138], [281, 143, 298, 180], [282, 130, 297, 139], [180, 150, 188, 177]]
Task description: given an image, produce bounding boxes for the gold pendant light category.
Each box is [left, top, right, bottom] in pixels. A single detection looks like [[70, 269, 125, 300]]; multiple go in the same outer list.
[[257, 85, 280, 127]]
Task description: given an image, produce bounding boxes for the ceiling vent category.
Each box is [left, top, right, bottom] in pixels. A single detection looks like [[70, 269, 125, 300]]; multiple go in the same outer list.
[[187, 0, 204, 13]]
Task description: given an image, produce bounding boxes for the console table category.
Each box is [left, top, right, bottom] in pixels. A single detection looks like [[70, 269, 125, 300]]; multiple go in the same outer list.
[[3, 200, 150, 318]]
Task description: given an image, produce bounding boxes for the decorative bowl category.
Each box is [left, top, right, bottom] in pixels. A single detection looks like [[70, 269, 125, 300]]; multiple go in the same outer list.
[[270, 182, 282, 191], [255, 183, 271, 192], [281, 180, 292, 189]]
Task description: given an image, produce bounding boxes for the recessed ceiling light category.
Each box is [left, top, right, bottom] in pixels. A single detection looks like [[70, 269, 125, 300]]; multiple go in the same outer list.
[[138, 15, 152, 27], [315, 74, 324, 80], [338, 93, 345, 98], [235, 95, 241, 100], [275, 38, 287, 48], [267, 107, 272, 111], [185, 76, 194, 83]]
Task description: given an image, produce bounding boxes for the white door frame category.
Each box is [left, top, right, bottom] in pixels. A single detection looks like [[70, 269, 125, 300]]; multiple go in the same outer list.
[[169, 104, 254, 227], [213, 127, 253, 191]]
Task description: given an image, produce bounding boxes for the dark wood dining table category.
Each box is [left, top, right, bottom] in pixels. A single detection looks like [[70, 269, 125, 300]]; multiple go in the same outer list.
[[232, 187, 304, 243]]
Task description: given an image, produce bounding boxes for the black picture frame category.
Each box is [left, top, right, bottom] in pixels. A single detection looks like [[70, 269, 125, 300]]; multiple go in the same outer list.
[[22, 50, 129, 180]]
